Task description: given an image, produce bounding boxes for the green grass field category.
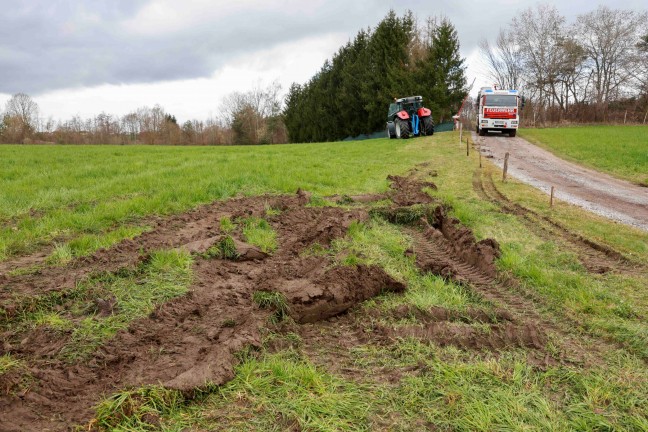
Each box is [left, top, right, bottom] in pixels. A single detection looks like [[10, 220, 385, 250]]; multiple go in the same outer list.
[[2, 134, 648, 431], [519, 125, 648, 185], [0, 141, 433, 261]]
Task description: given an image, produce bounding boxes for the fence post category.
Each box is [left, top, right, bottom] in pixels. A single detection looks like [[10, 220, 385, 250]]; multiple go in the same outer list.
[[466, 138, 469, 157], [550, 186, 555, 207], [503, 152, 509, 182], [459, 122, 463, 143]]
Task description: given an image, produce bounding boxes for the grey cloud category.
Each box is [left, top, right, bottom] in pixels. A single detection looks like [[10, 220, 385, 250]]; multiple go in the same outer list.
[[2, 0, 646, 95], [0, 0, 390, 94]]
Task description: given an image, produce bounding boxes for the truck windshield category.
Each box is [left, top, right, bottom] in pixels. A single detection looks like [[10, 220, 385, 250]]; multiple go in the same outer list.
[[484, 95, 517, 107]]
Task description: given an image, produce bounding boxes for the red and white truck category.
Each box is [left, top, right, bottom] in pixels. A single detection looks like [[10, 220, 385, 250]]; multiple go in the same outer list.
[[475, 86, 523, 137]]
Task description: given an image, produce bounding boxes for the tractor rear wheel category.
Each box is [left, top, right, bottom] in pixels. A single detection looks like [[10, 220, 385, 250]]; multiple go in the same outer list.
[[422, 116, 434, 135], [395, 118, 410, 139]]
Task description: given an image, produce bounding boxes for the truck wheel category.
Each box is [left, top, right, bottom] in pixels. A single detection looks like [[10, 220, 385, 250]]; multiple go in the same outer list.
[[422, 116, 434, 136], [478, 127, 486, 136], [509, 129, 517, 137], [395, 118, 410, 139]]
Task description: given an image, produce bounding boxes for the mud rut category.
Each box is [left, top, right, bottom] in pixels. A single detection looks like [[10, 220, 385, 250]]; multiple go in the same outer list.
[[472, 169, 643, 275], [0, 170, 632, 431]]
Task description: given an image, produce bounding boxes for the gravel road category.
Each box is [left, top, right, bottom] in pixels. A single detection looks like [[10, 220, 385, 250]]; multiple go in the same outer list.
[[474, 131, 648, 232]]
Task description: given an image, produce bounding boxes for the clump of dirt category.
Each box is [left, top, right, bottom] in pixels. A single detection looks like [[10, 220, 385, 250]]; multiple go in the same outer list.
[[263, 260, 406, 324], [421, 206, 501, 278], [387, 175, 437, 206]]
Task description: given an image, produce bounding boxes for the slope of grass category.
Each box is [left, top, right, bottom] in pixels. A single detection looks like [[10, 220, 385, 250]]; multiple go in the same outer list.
[[0, 140, 433, 261], [519, 125, 648, 185]]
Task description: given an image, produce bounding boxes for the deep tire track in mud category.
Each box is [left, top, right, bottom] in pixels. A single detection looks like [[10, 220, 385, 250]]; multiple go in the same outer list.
[[472, 169, 642, 275], [406, 210, 632, 365]]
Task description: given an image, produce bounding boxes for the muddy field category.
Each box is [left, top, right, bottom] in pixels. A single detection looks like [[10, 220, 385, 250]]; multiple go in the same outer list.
[[0, 167, 643, 431]]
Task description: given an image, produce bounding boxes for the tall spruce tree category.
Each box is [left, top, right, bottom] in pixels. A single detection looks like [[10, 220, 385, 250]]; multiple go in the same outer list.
[[283, 11, 466, 142], [416, 19, 467, 122], [362, 11, 416, 132]]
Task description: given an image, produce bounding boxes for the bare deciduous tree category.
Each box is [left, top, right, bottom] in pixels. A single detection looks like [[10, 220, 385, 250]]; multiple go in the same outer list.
[[220, 80, 284, 144], [513, 4, 567, 116], [574, 6, 648, 119], [479, 29, 524, 91], [4, 93, 39, 142]]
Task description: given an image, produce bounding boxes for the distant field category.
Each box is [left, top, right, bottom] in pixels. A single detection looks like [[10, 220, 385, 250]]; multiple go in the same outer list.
[[519, 125, 648, 185], [0, 140, 430, 261]]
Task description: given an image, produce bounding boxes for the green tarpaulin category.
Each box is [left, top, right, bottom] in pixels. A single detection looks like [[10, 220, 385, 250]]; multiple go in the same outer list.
[[343, 121, 455, 141]]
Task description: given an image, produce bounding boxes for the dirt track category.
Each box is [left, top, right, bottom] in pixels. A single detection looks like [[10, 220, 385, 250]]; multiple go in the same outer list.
[[475, 132, 648, 232]]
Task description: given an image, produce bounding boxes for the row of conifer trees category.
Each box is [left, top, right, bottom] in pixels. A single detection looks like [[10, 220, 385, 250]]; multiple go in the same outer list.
[[283, 10, 468, 142]]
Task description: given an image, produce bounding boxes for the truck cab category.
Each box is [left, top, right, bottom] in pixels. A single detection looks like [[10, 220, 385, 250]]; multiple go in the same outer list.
[[475, 87, 522, 137]]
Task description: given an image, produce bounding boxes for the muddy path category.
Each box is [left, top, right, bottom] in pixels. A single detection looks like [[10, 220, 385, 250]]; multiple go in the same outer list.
[[472, 169, 644, 275], [475, 132, 648, 232]]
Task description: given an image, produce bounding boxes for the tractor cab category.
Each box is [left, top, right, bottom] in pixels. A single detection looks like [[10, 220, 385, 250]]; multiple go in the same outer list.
[[388, 96, 423, 120]]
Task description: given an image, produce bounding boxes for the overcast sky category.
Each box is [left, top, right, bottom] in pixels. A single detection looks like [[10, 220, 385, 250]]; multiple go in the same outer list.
[[1, 0, 646, 123]]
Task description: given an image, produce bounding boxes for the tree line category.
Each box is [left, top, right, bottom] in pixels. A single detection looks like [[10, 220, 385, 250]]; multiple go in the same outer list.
[[284, 10, 467, 143], [480, 4, 648, 124], [0, 82, 287, 145]]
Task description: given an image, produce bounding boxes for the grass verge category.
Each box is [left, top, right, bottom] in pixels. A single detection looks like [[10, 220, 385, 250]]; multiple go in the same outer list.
[[519, 125, 648, 185]]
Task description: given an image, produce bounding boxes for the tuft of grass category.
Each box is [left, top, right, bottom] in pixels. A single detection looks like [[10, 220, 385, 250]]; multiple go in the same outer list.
[[242, 217, 277, 254], [221, 319, 237, 328], [30, 311, 73, 330], [93, 386, 186, 431], [219, 216, 236, 234], [46, 243, 73, 265], [204, 235, 239, 260], [370, 204, 436, 225], [264, 202, 282, 217], [0, 354, 24, 376], [253, 291, 289, 323], [307, 195, 330, 207], [336, 194, 355, 205]]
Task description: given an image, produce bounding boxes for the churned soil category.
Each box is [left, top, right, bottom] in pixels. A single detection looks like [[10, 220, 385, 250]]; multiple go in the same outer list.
[[0, 178, 422, 431], [1, 166, 622, 431]]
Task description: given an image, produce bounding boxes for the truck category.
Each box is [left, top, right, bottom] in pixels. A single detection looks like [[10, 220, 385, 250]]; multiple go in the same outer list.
[[386, 96, 434, 139], [475, 86, 523, 137]]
